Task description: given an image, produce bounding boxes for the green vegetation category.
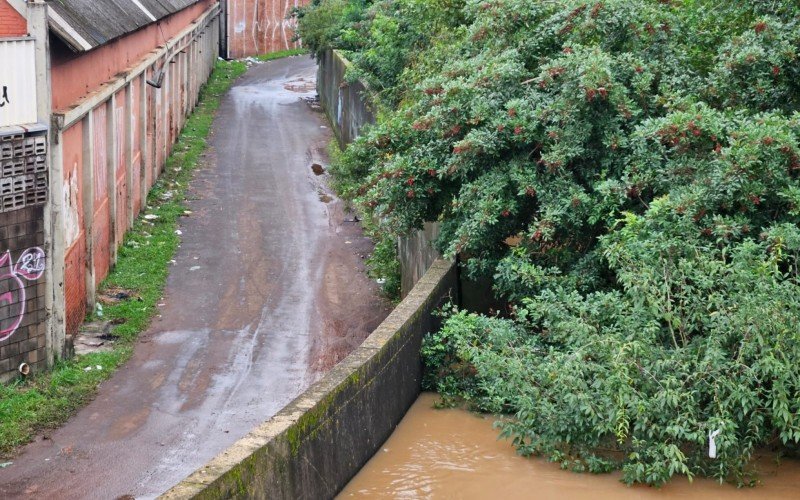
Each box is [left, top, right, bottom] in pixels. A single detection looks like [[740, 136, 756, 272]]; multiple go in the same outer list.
[[365, 231, 401, 300], [0, 59, 248, 458], [300, 0, 800, 486], [295, 0, 466, 107], [253, 47, 309, 62], [329, 139, 401, 300]]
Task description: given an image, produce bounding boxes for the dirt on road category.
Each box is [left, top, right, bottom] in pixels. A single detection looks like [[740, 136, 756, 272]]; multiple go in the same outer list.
[[0, 55, 390, 499]]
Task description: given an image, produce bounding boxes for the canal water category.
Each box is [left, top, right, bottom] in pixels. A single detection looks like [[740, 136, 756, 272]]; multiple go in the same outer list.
[[339, 393, 800, 499]]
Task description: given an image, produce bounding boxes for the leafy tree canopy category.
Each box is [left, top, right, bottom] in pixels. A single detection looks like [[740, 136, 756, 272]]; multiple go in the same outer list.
[[300, 0, 800, 486]]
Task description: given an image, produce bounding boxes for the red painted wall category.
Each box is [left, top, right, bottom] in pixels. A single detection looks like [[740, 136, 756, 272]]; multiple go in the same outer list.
[[61, 123, 87, 334], [50, 0, 215, 111], [227, 0, 307, 58], [91, 105, 111, 288], [0, 0, 27, 37]]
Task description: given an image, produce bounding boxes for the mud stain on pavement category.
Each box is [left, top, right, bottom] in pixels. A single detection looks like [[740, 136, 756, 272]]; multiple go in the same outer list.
[[0, 56, 390, 500], [107, 407, 151, 441], [307, 147, 391, 372]]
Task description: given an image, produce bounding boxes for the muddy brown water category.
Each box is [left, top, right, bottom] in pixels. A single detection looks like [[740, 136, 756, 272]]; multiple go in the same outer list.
[[339, 393, 800, 499]]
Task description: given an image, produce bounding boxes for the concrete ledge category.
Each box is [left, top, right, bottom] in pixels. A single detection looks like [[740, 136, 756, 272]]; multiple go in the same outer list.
[[161, 258, 457, 499]]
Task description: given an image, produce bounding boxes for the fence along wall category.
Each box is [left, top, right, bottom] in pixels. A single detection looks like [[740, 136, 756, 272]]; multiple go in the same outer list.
[[225, 0, 307, 59], [51, 4, 221, 339]]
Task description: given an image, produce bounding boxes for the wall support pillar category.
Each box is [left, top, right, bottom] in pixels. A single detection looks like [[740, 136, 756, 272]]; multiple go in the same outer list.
[[140, 74, 149, 209], [125, 83, 135, 228], [29, 0, 66, 363], [106, 95, 118, 265], [81, 112, 96, 310]]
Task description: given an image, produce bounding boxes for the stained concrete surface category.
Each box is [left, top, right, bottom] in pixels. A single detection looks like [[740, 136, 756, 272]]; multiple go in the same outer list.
[[0, 56, 390, 499]]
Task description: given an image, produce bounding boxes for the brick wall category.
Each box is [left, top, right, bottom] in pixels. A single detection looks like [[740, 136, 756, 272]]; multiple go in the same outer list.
[[0, 130, 48, 381], [0, 0, 27, 37]]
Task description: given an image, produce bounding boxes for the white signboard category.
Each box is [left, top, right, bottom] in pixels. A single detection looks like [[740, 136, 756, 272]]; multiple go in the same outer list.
[[0, 38, 38, 127]]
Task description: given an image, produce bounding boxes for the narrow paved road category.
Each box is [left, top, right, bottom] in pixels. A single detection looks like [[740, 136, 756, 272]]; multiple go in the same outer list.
[[0, 56, 390, 499]]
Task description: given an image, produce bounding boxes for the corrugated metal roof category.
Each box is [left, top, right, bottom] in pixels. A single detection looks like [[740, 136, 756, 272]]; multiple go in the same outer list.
[[46, 0, 205, 52]]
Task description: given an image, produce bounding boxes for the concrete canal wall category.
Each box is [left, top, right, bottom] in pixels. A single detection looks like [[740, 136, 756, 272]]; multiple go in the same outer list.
[[161, 259, 457, 499], [316, 49, 376, 149]]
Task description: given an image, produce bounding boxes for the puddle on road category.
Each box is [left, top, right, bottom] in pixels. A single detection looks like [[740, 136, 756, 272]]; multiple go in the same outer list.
[[339, 393, 800, 499], [284, 78, 317, 93]]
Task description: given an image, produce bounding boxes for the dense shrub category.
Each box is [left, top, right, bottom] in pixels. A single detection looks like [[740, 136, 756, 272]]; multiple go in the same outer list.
[[296, 0, 465, 106], [302, 0, 800, 486]]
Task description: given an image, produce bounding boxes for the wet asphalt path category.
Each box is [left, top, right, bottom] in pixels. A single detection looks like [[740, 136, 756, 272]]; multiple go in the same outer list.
[[0, 56, 390, 499]]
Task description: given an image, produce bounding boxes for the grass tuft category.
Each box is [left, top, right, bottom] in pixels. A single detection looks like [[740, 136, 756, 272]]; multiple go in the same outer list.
[[253, 47, 308, 62]]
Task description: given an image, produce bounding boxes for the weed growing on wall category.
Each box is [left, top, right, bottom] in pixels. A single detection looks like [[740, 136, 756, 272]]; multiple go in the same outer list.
[[328, 139, 401, 301], [301, 0, 800, 486], [0, 59, 248, 457]]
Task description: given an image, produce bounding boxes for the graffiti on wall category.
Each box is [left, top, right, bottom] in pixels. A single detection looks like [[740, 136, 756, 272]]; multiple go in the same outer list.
[[228, 0, 306, 58], [0, 247, 45, 342], [0, 86, 10, 107], [64, 166, 81, 247]]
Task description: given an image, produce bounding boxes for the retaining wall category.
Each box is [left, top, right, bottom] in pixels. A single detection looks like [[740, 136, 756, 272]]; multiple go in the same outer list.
[[398, 221, 441, 298], [316, 50, 375, 149], [315, 49, 502, 313], [162, 258, 457, 499]]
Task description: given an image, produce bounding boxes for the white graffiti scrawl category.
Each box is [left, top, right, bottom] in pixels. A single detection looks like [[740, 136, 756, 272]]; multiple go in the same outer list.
[[0, 247, 45, 342]]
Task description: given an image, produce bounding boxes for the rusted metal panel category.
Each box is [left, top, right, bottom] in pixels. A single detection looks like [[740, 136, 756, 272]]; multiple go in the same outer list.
[[0, 38, 38, 127], [227, 0, 307, 59]]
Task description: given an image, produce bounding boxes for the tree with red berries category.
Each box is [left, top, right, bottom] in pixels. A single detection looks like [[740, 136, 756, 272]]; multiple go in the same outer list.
[[301, 0, 800, 486]]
